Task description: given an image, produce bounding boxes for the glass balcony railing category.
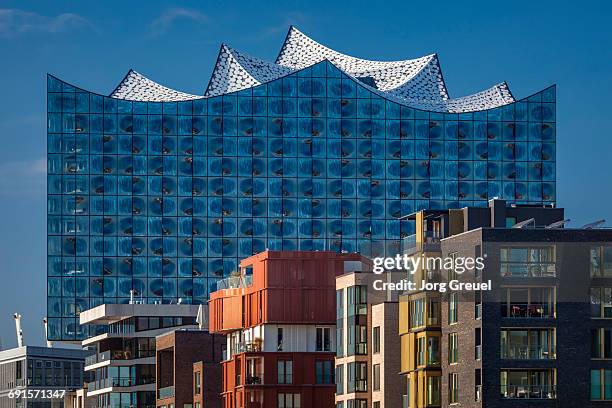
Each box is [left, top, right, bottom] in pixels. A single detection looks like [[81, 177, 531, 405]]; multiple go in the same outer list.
[[85, 349, 155, 366], [216, 275, 253, 290], [500, 385, 556, 399], [501, 345, 556, 359], [158, 385, 174, 399], [501, 263, 556, 278], [402, 232, 441, 255]]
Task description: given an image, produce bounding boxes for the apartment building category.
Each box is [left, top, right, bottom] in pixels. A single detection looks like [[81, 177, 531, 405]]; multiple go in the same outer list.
[[0, 346, 90, 408], [209, 250, 369, 408], [79, 304, 199, 408], [156, 329, 224, 408], [400, 199, 612, 407], [335, 271, 402, 408]]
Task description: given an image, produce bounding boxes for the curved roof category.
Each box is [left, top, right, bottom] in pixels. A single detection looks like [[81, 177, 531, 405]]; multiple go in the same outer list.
[[204, 44, 294, 97], [106, 26, 519, 112], [276, 26, 448, 101], [111, 70, 203, 102]]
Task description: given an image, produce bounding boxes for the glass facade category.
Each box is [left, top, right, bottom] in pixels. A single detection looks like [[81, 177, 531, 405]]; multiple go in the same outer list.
[[47, 60, 556, 340]]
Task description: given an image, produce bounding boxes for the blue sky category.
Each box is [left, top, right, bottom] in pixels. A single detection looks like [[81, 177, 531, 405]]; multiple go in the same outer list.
[[0, 0, 610, 347]]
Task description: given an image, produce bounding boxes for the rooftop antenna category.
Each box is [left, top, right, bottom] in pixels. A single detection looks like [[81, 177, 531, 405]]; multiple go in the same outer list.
[[581, 219, 606, 229], [545, 219, 570, 229], [43, 318, 53, 348], [512, 218, 535, 229], [13, 313, 24, 348]]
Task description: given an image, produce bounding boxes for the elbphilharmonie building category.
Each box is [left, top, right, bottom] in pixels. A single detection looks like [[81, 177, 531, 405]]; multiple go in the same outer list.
[[47, 27, 556, 340]]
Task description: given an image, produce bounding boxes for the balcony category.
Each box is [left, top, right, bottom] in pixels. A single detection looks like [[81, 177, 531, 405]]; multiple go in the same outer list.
[[402, 232, 441, 255], [158, 385, 174, 399], [501, 385, 556, 399], [85, 349, 155, 366], [502, 303, 554, 318], [475, 345, 482, 360], [501, 263, 556, 278], [501, 345, 556, 360], [88, 376, 154, 391]]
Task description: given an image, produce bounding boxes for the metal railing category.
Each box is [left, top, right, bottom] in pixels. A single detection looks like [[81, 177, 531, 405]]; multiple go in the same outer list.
[[500, 385, 556, 399], [476, 385, 482, 401], [501, 345, 556, 359], [402, 231, 441, 255], [246, 375, 263, 385], [158, 385, 174, 399]]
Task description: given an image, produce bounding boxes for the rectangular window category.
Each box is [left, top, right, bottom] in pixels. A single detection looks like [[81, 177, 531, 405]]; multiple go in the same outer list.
[[427, 376, 441, 405], [194, 371, 201, 395], [591, 328, 612, 359], [373, 402, 380, 408], [373, 364, 380, 391], [277, 327, 284, 351], [277, 360, 292, 384], [500, 369, 556, 399], [449, 373, 459, 404], [500, 246, 556, 277], [449, 292, 458, 324], [427, 336, 440, 365], [336, 364, 344, 395], [373, 326, 380, 354], [417, 337, 426, 366], [591, 246, 612, 277], [449, 333, 458, 364], [315, 360, 333, 384], [316, 327, 332, 351], [500, 328, 556, 359], [502, 287, 555, 318], [347, 362, 367, 393], [410, 298, 425, 328], [278, 393, 301, 408]]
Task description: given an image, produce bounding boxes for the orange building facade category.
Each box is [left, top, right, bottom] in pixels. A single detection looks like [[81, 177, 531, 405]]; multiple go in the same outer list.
[[209, 251, 370, 408]]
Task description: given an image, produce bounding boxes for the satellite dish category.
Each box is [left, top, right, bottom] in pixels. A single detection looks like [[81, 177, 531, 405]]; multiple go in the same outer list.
[[545, 219, 570, 229], [512, 218, 535, 229], [581, 219, 606, 229]]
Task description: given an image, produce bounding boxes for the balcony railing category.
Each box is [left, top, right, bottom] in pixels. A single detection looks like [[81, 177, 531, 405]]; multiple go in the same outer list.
[[501, 345, 556, 359], [216, 275, 253, 290], [245, 375, 263, 385], [501, 385, 556, 399], [402, 232, 441, 255], [501, 263, 556, 278], [158, 385, 174, 399], [88, 376, 154, 391], [503, 303, 554, 318], [85, 349, 155, 366], [476, 385, 482, 401], [475, 345, 482, 360]]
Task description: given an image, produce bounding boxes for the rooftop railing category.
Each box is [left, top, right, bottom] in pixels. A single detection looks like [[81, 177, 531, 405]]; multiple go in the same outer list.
[[216, 275, 253, 290]]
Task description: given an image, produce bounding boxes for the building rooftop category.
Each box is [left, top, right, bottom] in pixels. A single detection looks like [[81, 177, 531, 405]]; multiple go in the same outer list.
[[107, 26, 517, 112], [0, 346, 90, 363]]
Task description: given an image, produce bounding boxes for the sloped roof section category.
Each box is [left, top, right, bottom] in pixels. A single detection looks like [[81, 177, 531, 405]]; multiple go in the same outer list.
[[204, 44, 294, 97], [111, 70, 202, 101], [106, 26, 517, 112], [276, 26, 449, 101]]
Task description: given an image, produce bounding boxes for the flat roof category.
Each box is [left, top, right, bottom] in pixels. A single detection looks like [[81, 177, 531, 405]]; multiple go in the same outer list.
[[0, 346, 90, 363], [80, 304, 201, 325]]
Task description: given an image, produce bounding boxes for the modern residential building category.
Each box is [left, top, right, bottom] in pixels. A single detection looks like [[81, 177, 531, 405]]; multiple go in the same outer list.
[[0, 345, 90, 408], [155, 329, 224, 408], [79, 304, 199, 408], [47, 26, 556, 341], [335, 270, 402, 408], [400, 199, 612, 407], [208, 250, 369, 408]]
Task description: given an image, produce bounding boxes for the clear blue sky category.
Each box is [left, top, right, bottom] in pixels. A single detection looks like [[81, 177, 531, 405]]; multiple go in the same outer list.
[[0, 0, 610, 347]]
